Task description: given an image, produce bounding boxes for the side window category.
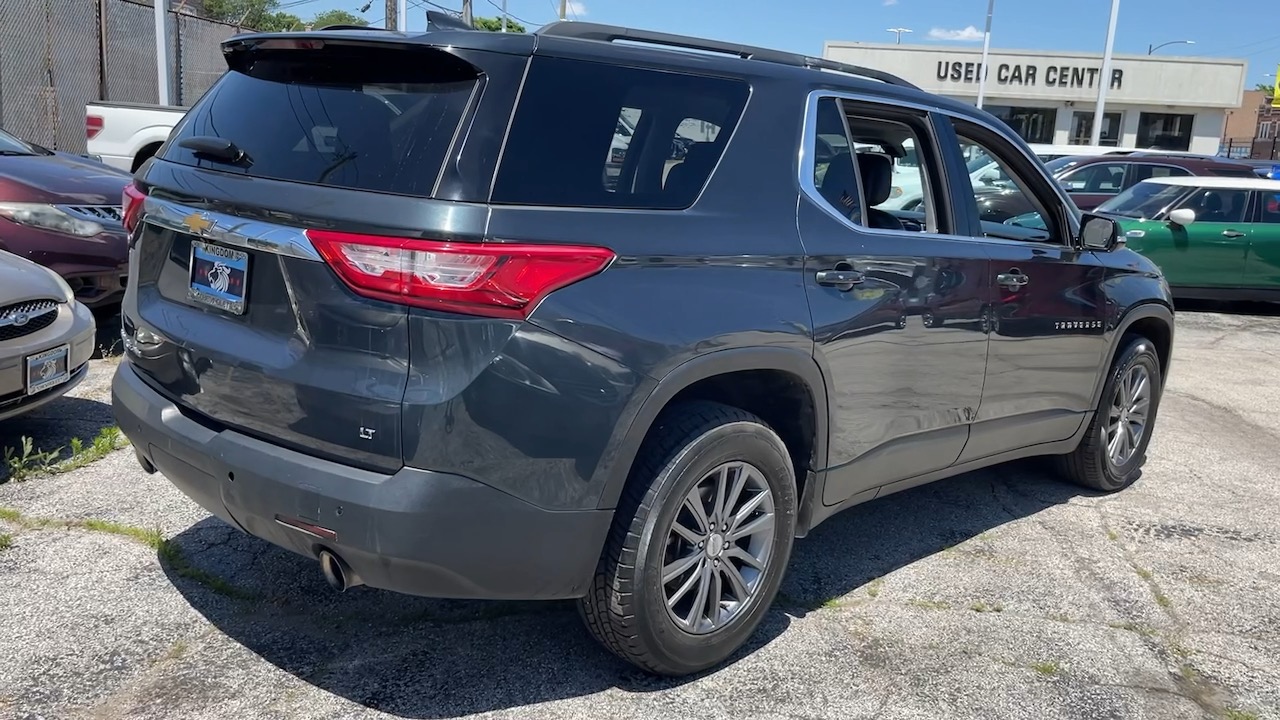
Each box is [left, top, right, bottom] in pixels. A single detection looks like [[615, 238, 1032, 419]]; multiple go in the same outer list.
[[1175, 188, 1249, 224], [1130, 164, 1192, 183], [1060, 163, 1129, 193], [951, 121, 1066, 243], [1256, 191, 1280, 223], [492, 57, 750, 209], [605, 108, 642, 191], [805, 96, 943, 234]]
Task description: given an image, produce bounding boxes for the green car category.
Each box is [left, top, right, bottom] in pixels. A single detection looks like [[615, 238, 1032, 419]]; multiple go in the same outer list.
[[1005, 176, 1280, 300]]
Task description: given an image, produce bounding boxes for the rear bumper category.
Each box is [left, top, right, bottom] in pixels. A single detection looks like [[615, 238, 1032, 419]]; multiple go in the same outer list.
[[111, 361, 613, 600]]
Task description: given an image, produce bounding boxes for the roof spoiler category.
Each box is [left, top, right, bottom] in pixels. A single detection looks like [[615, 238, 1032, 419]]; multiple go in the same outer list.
[[427, 10, 475, 31]]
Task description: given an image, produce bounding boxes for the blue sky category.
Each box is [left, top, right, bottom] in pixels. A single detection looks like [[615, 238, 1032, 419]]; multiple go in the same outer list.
[[291, 0, 1280, 87]]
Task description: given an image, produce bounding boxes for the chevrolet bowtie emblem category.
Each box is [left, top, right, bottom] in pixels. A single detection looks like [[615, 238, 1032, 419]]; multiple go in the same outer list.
[[182, 212, 214, 234]]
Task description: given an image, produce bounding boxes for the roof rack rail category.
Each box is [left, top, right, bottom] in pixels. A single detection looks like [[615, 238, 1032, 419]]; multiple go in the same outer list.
[[534, 21, 919, 90]]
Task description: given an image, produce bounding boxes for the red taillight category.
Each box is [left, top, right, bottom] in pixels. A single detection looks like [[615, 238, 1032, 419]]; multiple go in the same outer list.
[[305, 229, 615, 319], [86, 114, 103, 139], [122, 182, 146, 234]]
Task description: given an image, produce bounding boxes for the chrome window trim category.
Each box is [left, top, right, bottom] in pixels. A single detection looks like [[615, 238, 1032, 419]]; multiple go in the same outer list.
[[798, 88, 1079, 245], [139, 196, 323, 262]]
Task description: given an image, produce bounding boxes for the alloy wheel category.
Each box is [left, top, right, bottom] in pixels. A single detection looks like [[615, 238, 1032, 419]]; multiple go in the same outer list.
[[661, 461, 776, 635], [1104, 363, 1151, 467]]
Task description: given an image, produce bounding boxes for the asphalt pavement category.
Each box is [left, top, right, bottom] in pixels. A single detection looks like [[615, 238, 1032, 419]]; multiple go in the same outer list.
[[1, 302, 1278, 720]]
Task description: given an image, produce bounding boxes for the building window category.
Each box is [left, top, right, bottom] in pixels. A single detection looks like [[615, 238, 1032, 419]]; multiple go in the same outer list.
[[1070, 111, 1122, 146], [1261, 122, 1275, 140], [984, 106, 1057, 144], [1137, 112, 1195, 151]]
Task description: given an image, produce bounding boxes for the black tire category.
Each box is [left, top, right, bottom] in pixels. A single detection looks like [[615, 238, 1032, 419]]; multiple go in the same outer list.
[[579, 400, 797, 676], [1058, 334, 1163, 492]]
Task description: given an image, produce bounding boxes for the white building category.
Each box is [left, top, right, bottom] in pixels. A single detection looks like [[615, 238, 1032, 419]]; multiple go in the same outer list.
[[822, 41, 1248, 155]]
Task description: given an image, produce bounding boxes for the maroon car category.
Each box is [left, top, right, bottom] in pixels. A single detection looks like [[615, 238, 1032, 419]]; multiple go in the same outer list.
[[0, 127, 130, 311], [1055, 153, 1259, 211]]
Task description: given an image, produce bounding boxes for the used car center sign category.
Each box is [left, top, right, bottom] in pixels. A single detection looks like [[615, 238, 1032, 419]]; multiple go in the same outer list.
[[821, 42, 1247, 108], [936, 61, 1124, 91]]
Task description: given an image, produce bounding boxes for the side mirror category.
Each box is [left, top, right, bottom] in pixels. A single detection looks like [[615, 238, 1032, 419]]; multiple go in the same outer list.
[[1079, 213, 1124, 251], [1168, 208, 1196, 226]]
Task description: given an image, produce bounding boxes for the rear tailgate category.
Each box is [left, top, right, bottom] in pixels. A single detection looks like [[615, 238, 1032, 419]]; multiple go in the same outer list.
[[122, 33, 529, 473]]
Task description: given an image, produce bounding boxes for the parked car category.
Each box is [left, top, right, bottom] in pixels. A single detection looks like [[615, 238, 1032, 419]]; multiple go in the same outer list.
[[0, 127, 131, 311], [85, 101, 188, 173], [0, 249, 97, 423], [1089, 176, 1279, 301], [111, 20, 1174, 676], [1055, 153, 1259, 211]]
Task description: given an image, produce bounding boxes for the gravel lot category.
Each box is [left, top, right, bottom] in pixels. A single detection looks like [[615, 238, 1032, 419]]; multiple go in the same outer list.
[[2, 303, 1278, 720]]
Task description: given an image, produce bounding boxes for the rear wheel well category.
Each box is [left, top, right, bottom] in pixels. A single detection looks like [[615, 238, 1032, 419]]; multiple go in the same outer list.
[[657, 369, 817, 502], [1123, 316, 1172, 379], [132, 142, 162, 172]]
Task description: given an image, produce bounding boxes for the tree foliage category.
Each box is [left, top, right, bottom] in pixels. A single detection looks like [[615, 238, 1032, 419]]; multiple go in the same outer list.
[[311, 9, 370, 28], [201, 0, 368, 31], [473, 16, 527, 33]]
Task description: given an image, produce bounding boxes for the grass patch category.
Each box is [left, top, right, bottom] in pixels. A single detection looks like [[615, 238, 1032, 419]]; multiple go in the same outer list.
[[1154, 592, 1172, 608], [820, 597, 843, 609], [1046, 612, 1072, 623], [1030, 660, 1060, 676], [1108, 620, 1157, 637], [969, 601, 1004, 613], [1135, 567, 1154, 581], [0, 507, 253, 600], [865, 578, 884, 598], [0, 533, 11, 551], [2, 426, 129, 483], [1225, 709, 1260, 720], [1107, 529, 1119, 541], [908, 598, 951, 611]]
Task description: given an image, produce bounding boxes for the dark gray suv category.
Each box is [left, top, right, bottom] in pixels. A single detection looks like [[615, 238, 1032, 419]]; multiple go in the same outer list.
[[111, 19, 1176, 676]]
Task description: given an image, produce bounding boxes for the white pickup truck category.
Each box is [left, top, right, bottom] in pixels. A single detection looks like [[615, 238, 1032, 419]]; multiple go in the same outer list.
[[85, 101, 188, 173]]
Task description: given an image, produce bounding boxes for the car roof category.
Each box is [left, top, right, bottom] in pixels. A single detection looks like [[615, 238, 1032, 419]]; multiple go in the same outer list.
[[1139, 176, 1280, 190], [1069, 152, 1252, 167]]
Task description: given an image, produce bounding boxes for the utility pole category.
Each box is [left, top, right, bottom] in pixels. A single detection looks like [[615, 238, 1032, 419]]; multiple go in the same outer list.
[[461, 0, 473, 26], [975, 0, 995, 109], [1091, 0, 1120, 146], [385, 0, 396, 30], [397, 0, 406, 30], [501, 0, 508, 31], [153, 0, 171, 106], [559, 0, 567, 20]]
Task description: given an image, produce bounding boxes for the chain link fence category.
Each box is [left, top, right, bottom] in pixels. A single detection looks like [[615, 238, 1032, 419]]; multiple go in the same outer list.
[[0, 0, 242, 154]]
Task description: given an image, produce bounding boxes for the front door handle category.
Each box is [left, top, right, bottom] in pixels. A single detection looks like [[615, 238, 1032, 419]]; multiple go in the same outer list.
[[997, 270, 1029, 289], [816, 269, 864, 289], [1222, 230, 1246, 238]]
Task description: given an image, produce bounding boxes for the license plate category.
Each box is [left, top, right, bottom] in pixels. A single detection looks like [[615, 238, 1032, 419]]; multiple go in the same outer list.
[[188, 240, 249, 315], [26, 344, 71, 395]]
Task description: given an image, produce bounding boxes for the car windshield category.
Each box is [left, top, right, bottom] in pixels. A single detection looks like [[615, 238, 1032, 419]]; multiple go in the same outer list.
[[0, 128, 36, 155], [1095, 181, 1190, 219]]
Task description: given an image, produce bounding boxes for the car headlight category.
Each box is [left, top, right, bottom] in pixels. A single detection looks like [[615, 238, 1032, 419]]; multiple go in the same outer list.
[[0, 202, 104, 238], [49, 269, 75, 304]]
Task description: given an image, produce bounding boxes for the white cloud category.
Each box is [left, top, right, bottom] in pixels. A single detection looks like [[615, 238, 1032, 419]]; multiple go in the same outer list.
[[566, 1, 587, 16], [883, 0, 898, 5], [928, 25, 984, 41]]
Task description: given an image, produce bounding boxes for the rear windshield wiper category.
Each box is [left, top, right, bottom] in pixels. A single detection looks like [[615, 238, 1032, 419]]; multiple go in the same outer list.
[[178, 136, 253, 167]]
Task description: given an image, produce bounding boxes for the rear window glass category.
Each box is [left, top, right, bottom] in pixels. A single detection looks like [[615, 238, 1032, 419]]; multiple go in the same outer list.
[[492, 57, 749, 209], [162, 46, 479, 197]]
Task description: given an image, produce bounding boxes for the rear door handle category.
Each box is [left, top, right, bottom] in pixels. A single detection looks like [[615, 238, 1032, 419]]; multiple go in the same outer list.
[[816, 269, 864, 288], [997, 271, 1029, 288], [1222, 230, 1246, 238]]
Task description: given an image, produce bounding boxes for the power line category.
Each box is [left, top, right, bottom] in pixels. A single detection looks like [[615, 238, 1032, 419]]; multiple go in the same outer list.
[[484, 0, 540, 25]]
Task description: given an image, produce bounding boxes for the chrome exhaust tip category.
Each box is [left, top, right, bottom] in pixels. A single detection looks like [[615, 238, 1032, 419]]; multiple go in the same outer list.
[[318, 549, 362, 592]]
